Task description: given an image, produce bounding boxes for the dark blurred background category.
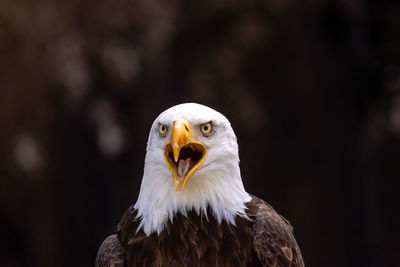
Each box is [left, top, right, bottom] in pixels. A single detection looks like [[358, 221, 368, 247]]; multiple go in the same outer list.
[[1, 0, 399, 266]]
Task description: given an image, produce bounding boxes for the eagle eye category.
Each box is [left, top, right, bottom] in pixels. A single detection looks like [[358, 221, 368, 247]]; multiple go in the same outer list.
[[200, 122, 213, 136], [159, 124, 168, 136]]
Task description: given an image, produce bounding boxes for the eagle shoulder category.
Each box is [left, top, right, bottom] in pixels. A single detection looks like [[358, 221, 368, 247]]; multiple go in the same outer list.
[[95, 234, 125, 267], [247, 196, 305, 267], [115, 206, 159, 266]]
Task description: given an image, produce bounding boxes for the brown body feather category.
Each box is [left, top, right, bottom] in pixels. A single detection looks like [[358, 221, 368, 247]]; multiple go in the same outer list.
[[96, 196, 304, 267]]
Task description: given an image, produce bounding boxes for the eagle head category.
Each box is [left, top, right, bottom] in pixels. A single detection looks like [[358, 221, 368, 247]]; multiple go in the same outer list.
[[134, 103, 251, 235]]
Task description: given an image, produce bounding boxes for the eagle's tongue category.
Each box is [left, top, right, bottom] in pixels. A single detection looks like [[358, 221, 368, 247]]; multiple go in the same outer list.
[[177, 158, 191, 177]]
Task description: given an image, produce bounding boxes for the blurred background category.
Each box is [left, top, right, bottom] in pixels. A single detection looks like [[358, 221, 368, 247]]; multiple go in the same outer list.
[[1, 0, 399, 266]]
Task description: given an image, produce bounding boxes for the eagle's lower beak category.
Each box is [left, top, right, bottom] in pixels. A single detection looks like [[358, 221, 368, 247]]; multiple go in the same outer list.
[[163, 119, 207, 192]]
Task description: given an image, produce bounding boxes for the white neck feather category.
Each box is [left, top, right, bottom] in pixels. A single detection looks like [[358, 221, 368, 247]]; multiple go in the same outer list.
[[134, 147, 251, 236]]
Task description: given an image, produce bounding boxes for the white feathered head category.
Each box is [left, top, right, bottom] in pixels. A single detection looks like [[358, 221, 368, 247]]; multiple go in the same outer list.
[[134, 103, 251, 235]]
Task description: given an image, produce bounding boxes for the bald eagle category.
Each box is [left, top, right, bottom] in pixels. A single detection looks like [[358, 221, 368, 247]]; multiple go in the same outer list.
[[96, 103, 304, 267]]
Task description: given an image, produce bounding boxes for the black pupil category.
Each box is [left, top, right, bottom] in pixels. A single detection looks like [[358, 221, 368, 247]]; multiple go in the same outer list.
[[203, 125, 208, 131], [161, 126, 165, 131]]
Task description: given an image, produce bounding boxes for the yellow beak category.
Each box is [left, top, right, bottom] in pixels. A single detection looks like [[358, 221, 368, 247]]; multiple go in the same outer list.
[[171, 119, 191, 163], [163, 119, 207, 192]]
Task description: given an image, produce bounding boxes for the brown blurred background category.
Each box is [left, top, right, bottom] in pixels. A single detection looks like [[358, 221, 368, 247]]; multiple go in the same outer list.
[[1, 0, 399, 266]]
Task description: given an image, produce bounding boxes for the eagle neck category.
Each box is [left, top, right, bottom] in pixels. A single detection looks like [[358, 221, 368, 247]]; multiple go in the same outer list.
[[134, 162, 251, 236]]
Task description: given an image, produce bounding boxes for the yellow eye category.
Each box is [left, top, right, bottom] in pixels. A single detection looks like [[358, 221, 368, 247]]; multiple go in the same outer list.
[[159, 124, 168, 136], [200, 122, 213, 136]]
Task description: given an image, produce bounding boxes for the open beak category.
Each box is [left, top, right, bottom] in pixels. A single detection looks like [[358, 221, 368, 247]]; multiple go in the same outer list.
[[163, 119, 207, 192]]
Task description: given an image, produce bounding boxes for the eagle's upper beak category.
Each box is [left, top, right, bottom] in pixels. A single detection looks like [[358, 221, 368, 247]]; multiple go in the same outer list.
[[163, 119, 208, 192]]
